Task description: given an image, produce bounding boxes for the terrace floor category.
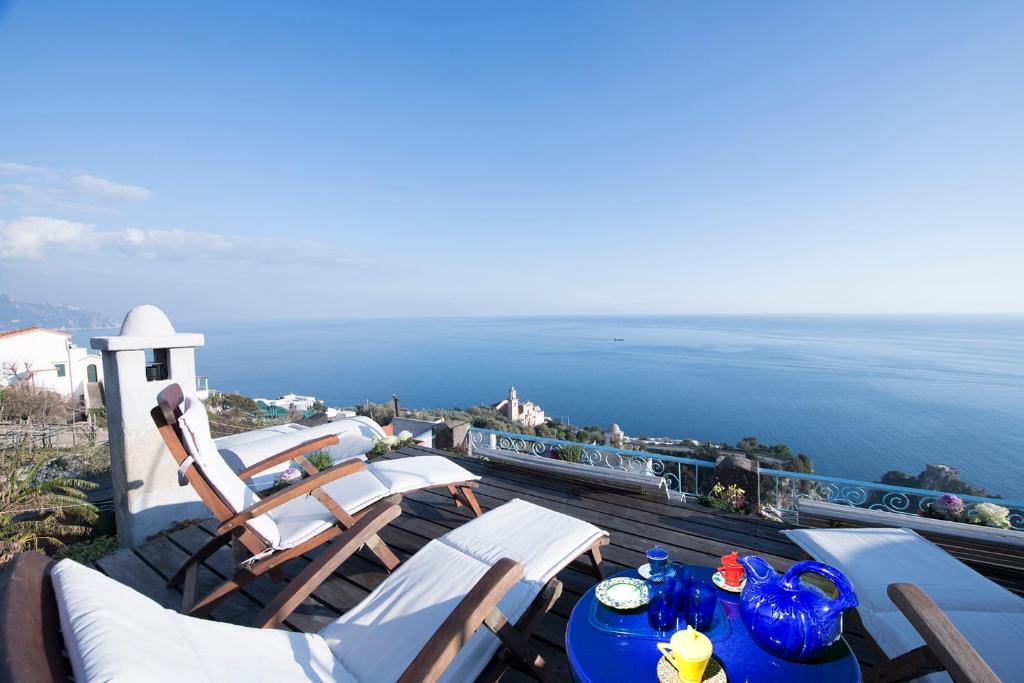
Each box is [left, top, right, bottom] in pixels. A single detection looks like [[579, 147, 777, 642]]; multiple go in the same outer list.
[[94, 445, 892, 681]]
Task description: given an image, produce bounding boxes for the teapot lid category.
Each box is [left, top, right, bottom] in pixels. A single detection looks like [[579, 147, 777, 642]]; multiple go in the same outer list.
[[674, 626, 712, 660]]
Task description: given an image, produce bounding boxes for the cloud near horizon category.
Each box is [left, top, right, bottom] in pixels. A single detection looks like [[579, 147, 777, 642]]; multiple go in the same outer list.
[[0, 216, 360, 266], [70, 173, 153, 200], [0, 162, 153, 213]]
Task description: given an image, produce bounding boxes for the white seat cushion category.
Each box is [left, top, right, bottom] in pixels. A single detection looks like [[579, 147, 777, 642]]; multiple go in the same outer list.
[[367, 456, 480, 494], [783, 527, 1024, 683], [178, 395, 282, 548], [783, 528, 1024, 613], [218, 417, 385, 491], [270, 469, 391, 548], [269, 457, 478, 549], [320, 540, 538, 683], [51, 559, 354, 683], [440, 497, 607, 582]]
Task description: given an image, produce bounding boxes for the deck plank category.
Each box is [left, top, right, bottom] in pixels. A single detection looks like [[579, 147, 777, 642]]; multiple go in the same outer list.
[[106, 444, 1024, 679]]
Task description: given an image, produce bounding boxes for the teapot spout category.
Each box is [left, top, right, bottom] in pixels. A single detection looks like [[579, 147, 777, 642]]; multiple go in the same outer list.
[[737, 555, 774, 584]]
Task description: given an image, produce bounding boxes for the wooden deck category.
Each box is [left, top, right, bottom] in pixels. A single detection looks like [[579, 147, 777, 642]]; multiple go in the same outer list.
[[93, 445, 895, 680]]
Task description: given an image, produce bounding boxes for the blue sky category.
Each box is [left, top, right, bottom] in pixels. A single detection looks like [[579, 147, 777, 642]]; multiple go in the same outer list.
[[1, 1, 1021, 321]]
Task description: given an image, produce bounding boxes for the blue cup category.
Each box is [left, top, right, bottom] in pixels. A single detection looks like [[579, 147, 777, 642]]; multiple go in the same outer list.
[[685, 580, 717, 632], [647, 590, 676, 632], [666, 569, 691, 614], [646, 545, 670, 581]]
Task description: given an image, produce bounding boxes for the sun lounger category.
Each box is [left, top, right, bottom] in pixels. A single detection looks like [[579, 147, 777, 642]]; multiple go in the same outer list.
[[151, 383, 483, 616], [215, 416, 391, 490], [0, 499, 610, 683], [783, 527, 1020, 682]]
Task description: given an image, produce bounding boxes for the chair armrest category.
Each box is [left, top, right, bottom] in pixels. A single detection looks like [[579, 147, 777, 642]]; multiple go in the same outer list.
[[252, 500, 403, 628], [886, 583, 1000, 683], [217, 458, 365, 534], [236, 434, 341, 479], [398, 558, 525, 683]]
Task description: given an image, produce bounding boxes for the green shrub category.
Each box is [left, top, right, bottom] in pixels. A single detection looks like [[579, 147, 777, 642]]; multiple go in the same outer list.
[[557, 444, 584, 463], [1, 445, 98, 564], [305, 450, 333, 471], [55, 535, 119, 563]]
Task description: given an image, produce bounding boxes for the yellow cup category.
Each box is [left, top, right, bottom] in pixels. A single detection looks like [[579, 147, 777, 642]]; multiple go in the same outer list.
[[657, 626, 713, 683]]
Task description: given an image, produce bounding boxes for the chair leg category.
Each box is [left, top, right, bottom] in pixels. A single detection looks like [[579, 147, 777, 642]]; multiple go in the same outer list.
[[478, 580, 563, 683], [587, 544, 605, 580], [185, 570, 258, 618], [366, 533, 401, 571], [167, 529, 233, 588], [459, 485, 483, 517], [484, 610, 559, 683], [863, 645, 943, 683], [447, 485, 463, 509]]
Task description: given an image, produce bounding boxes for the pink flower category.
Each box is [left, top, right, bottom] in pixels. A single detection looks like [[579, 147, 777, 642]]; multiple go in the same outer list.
[[281, 466, 302, 482], [935, 493, 964, 515]]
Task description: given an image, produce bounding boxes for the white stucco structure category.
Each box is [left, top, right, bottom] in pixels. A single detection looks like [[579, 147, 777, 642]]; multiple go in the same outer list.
[[255, 393, 318, 412], [0, 327, 104, 407], [91, 305, 206, 547], [493, 386, 546, 427]]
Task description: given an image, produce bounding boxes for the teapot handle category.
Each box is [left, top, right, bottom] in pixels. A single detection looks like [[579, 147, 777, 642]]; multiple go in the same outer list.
[[781, 561, 858, 608]]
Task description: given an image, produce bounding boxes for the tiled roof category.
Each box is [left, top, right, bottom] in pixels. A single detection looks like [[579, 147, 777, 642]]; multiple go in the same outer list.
[[0, 326, 71, 340]]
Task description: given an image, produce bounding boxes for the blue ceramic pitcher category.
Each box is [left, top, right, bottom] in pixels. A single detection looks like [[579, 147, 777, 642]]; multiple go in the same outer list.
[[736, 556, 858, 661]]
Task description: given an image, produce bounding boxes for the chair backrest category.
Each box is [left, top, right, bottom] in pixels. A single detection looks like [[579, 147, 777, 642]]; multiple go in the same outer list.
[[0, 553, 67, 683], [153, 384, 281, 550]]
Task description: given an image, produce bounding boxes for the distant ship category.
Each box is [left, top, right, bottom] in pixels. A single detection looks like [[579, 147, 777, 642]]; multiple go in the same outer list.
[[613, 337, 625, 342]]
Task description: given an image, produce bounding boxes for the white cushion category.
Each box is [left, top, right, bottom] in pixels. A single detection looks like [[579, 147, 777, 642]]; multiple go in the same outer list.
[[218, 418, 385, 491], [178, 395, 281, 548], [270, 458, 478, 549], [320, 540, 538, 683], [51, 559, 354, 683], [214, 424, 306, 449], [271, 469, 391, 548], [783, 527, 1024, 683], [369, 456, 480, 494], [441, 498, 607, 582]]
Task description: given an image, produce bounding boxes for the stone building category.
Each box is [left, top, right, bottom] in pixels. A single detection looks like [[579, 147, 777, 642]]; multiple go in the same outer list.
[[493, 386, 546, 427]]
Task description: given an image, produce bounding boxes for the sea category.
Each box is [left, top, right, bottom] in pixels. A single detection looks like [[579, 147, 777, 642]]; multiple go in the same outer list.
[[74, 315, 1024, 498]]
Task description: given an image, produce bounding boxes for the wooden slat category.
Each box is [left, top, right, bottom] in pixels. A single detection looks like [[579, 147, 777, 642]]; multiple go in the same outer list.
[[95, 444, 1024, 679]]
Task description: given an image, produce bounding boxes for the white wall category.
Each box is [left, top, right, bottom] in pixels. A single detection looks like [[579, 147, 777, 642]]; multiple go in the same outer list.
[[0, 329, 103, 403]]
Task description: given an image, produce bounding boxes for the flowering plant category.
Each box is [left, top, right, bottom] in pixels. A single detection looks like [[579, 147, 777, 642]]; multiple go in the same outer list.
[[700, 482, 748, 514], [279, 466, 302, 483], [973, 502, 1012, 529], [921, 492, 967, 522], [368, 431, 416, 458]]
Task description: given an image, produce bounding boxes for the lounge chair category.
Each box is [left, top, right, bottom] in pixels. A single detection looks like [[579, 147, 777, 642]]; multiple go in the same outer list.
[[784, 527, 1020, 682], [152, 383, 483, 616], [0, 498, 610, 683]]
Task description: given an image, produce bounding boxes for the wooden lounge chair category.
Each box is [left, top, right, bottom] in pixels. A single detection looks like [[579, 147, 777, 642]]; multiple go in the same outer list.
[[152, 383, 483, 616], [866, 583, 1000, 683], [784, 527, 1019, 682], [0, 498, 611, 683]]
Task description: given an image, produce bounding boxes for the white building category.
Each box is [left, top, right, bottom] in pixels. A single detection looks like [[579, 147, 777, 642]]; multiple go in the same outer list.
[[0, 326, 104, 408], [254, 393, 319, 413], [493, 386, 546, 427]]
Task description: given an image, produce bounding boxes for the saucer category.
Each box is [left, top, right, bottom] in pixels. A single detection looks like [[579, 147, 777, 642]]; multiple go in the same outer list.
[[595, 576, 648, 610], [638, 563, 678, 580], [711, 571, 745, 593], [656, 655, 727, 682]]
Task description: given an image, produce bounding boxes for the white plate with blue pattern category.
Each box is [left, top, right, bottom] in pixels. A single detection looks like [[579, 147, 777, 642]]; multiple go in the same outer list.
[[595, 576, 648, 610]]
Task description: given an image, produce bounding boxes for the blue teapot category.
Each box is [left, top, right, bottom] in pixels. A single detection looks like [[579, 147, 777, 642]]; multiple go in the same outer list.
[[736, 555, 858, 661]]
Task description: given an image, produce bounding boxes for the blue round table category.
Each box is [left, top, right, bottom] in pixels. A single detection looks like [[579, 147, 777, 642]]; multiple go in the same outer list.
[[566, 567, 861, 683]]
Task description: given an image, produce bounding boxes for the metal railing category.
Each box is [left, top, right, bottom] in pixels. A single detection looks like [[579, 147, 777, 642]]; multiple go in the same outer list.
[[468, 428, 1024, 530]]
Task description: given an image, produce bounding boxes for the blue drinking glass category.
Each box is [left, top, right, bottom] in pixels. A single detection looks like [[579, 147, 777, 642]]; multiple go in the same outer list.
[[646, 545, 669, 581], [647, 590, 676, 632], [667, 569, 691, 615], [685, 580, 717, 632]]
